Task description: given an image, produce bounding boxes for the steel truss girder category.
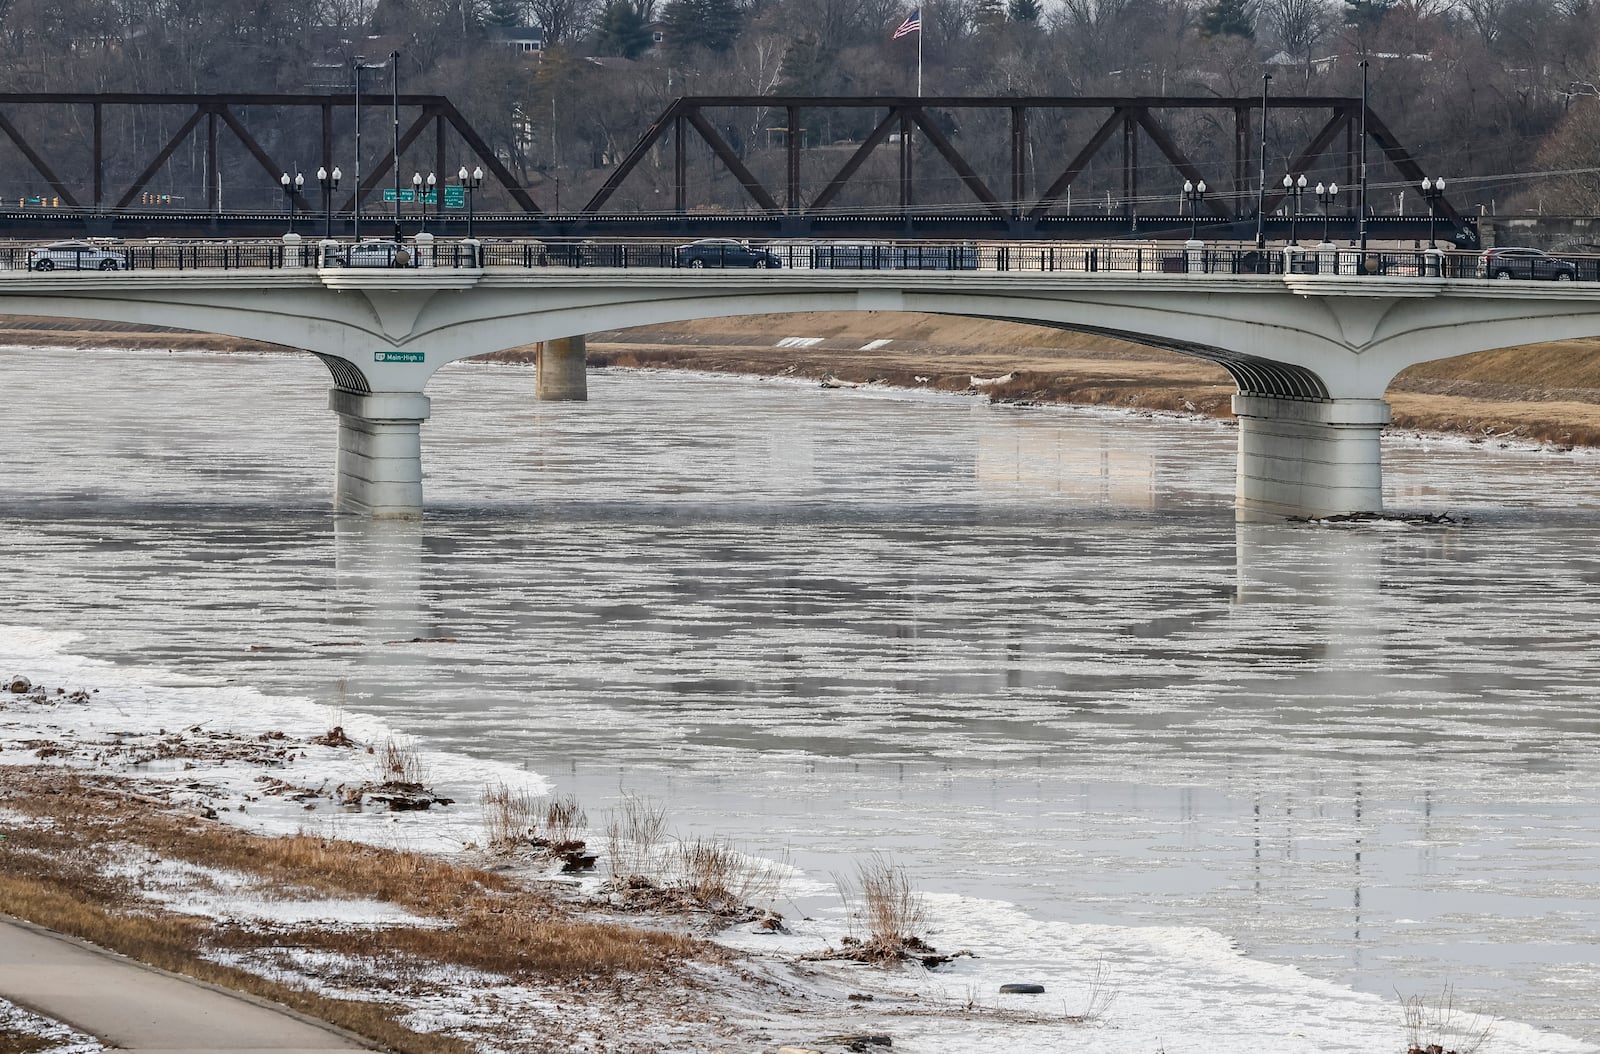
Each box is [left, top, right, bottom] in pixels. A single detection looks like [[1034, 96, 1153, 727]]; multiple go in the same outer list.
[[582, 95, 1451, 222], [0, 93, 540, 215]]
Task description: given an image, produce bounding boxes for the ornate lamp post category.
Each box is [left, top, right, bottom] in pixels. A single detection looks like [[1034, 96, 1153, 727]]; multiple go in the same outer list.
[[411, 172, 424, 231], [1316, 181, 1339, 243], [280, 171, 303, 233], [317, 166, 341, 239], [1183, 179, 1207, 241], [1421, 176, 1446, 248], [425, 172, 437, 226], [1282, 173, 1308, 245], [459, 165, 483, 240]]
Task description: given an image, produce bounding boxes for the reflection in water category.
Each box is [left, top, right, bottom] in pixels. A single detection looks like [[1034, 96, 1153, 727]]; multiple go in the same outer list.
[[4, 350, 1600, 1042]]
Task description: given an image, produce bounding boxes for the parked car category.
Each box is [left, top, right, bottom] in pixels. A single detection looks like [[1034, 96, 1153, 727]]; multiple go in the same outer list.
[[338, 240, 418, 268], [1475, 247, 1577, 281], [27, 240, 128, 271], [675, 238, 781, 268]]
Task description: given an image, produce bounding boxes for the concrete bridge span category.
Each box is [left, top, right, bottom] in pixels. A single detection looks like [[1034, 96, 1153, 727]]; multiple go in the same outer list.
[[2, 263, 1598, 520]]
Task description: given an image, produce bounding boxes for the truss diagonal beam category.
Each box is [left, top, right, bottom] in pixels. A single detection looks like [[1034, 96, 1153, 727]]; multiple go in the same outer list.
[[113, 106, 206, 209], [1364, 107, 1459, 222], [583, 99, 684, 213], [1261, 110, 1350, 213], [685, 109, 781, 212], [339, 111, 433, 214], [1030, 108, 1125, 217], [0, 109, 81, 208], [217, 106, 312, 211], [905, 107, 1005, 215], [809, 109, 902, 212], [1133, 109, 1229, 218], [438, 100, 540, 213]]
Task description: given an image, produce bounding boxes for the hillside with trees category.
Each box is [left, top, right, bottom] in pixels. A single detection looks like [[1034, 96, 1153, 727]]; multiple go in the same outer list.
[[0, 0, 1595, 217]]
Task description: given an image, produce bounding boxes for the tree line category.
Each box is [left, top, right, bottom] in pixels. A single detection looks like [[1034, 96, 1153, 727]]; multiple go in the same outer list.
[[0, 0, 1596, 217]]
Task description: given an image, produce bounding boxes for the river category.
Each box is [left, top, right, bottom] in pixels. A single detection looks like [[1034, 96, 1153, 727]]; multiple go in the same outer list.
[[3, 345, 1598, 1052]]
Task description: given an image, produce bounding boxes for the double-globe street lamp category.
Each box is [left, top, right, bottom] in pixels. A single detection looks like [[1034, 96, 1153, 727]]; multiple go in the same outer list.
[[1281, 173, 1308, 245], [1315, 181, 1339, 244], [458, 165, 483, 240], [411, 172, 437, 231], [280, 171, 304, 233], [317, 166, 342, 239], [1420, 176, 1447, 248], [1183, 179, 1207, 241]]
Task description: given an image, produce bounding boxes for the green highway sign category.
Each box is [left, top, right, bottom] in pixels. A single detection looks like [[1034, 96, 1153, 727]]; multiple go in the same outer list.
[[379, 186, 467, 207], [375, 351, 425, 363]]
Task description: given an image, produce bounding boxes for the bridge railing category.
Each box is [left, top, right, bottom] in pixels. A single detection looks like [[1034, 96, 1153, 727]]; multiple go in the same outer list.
[[4, 237, 1599, 281]]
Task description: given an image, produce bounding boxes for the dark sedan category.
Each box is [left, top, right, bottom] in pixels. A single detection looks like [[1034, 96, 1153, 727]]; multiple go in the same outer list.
[[674, 239, 781, 269], [1475, 247, 1578, 281]]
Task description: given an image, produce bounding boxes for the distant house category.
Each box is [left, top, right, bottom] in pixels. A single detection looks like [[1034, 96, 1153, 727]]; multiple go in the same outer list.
[[645, 20, 666, 50], [486, 26, 545, 54]]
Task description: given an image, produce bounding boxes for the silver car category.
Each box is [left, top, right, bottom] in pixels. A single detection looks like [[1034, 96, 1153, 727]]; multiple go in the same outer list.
[[339, 241, 418, 268], [27, 240, 128, 271]]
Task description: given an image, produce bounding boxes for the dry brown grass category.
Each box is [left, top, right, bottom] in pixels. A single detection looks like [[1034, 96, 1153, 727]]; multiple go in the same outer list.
[[373, 736, 427, 785], [604, 794, 669, 881], [0, 771, 712, 1051], [0, 1030, 56, 1054], [0, 873, 472, 1053], [483, 781, 543, 851]]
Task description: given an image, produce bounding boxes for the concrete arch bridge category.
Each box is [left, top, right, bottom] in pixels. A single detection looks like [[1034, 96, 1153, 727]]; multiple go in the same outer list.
[[2, 258, 1596, 520]]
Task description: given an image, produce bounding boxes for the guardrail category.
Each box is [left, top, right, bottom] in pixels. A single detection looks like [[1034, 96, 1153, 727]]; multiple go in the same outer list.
[[1, 238, 1596, 281]]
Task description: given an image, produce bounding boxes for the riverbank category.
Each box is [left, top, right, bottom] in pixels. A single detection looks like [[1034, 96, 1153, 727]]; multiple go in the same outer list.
[[0, 667, 1077, 1054]]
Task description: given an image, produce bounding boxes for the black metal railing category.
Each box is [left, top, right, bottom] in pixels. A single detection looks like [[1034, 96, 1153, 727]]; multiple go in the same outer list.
[[4, 237, 1599, 282]]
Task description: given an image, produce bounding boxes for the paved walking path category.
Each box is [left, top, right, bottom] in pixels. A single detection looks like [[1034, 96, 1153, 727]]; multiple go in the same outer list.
[[0, 914, 368, 1052]]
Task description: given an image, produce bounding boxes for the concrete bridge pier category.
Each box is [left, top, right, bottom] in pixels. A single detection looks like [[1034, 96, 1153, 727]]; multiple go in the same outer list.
[[536, 335, 588, 401], [329, 388, 431, 518], [1232, 395, 1391, 522]]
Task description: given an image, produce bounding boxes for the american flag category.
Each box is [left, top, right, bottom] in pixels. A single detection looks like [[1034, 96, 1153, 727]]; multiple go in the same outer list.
[[893, 7, 921, 37]]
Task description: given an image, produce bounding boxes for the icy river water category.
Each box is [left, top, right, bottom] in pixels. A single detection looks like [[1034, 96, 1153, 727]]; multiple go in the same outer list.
[[3, 345, 1600, 1052]]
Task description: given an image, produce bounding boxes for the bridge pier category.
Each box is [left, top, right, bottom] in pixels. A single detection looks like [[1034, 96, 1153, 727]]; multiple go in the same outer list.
[[1232, 395, 1391, 522], [329, 389, 431, 518], [536, 335, 588, 401]]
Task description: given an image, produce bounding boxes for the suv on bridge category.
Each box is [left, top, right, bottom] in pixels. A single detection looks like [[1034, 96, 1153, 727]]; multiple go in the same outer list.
[[1475, 247, 1578, 281], [26, 240, 129, 271], [674, 238, 782, 269]]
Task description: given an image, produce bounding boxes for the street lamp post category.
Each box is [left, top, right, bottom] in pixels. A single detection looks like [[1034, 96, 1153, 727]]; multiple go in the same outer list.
[[458, 165, 483, 240], [318, 166, 341, 239], [1282, 173, 1307, 245], [280, 171, 303, 233], [391, 50, 403, 241], [1255, 73, 1271, 251], [411, 172, 423, 231], [1359, 58, 1370, 256], [1316, 181, 1339, 243], [1421, 176, 1446, 248], [1184, 179, 1206, 241]]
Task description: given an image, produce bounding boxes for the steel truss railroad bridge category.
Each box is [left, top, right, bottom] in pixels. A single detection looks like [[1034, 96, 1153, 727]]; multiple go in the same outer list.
[[0, 92, 1470, 245]]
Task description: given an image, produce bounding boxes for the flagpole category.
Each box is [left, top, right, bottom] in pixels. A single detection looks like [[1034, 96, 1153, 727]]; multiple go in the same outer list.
[[917, 23, 922, 97]]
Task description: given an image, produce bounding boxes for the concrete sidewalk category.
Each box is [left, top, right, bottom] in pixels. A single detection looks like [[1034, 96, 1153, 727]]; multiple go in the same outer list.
[[0, 914, 368, 1052]]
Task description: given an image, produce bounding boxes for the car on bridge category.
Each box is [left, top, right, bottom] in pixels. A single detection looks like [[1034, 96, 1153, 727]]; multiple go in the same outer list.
[[1475, 247, 1578, 281], [674, 238, 782, 269], [26, 240, 128, 272], [336, 240, 419, 268]]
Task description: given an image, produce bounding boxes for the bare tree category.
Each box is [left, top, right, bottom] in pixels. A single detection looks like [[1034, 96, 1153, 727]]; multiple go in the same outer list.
[[1259, 0, 1330, 59], [527, 0, 596, 41]]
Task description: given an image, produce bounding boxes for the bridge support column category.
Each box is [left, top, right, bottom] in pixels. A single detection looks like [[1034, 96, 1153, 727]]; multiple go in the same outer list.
[[329, 389, 431, 518], [536, 336, 588, 401], [1233, 395, 1390, 522]]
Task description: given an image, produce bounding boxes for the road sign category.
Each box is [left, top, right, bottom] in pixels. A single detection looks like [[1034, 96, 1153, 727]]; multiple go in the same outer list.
[[381, 189, 438, 204], [443, 185, 465, 208], [374, 351, 425, 363]]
